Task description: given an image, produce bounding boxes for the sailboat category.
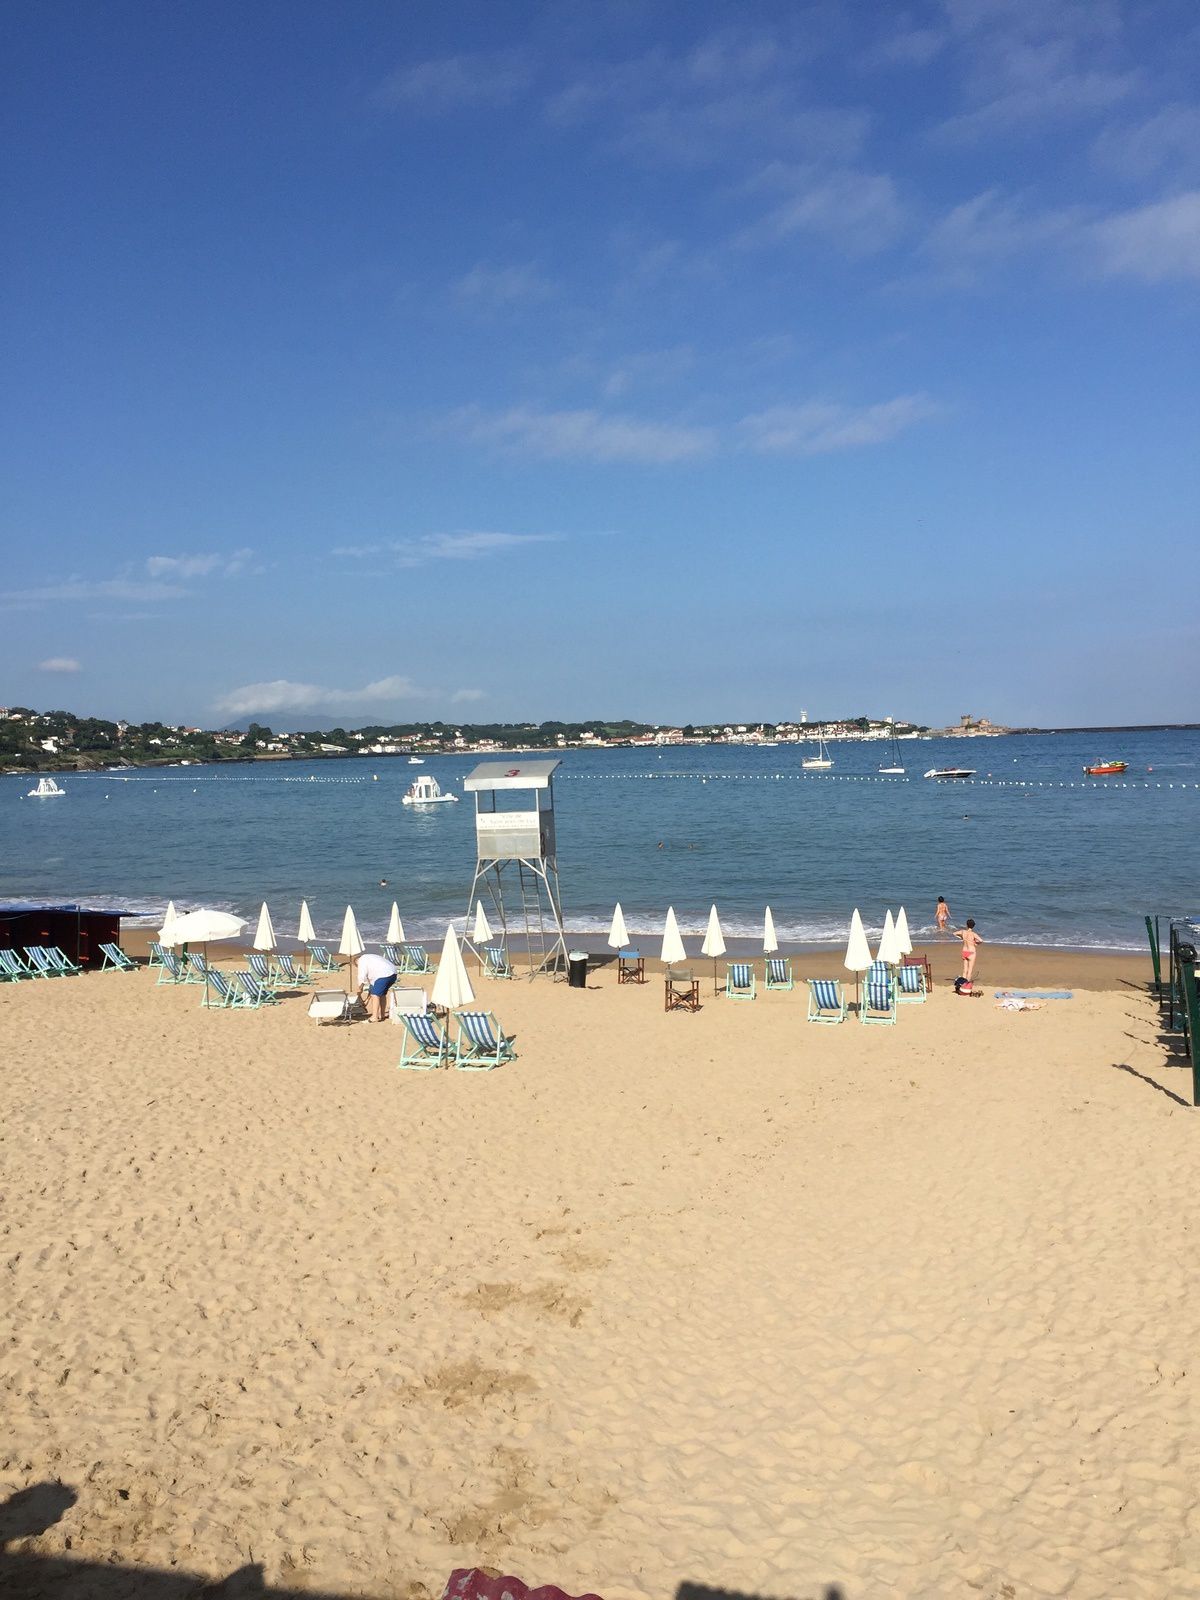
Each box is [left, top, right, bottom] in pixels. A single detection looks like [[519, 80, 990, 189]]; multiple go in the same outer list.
[[801, 731, 833, 770], [27, 776, 66, 798], [878, 721, 905, 775]]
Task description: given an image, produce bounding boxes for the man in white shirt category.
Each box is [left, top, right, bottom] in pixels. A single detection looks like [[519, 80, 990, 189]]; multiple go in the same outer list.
[[354, 951, 398, 1022]]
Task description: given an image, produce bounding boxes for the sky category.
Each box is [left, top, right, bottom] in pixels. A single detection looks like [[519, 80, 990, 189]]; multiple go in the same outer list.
[[2, 0, 1198, 730]]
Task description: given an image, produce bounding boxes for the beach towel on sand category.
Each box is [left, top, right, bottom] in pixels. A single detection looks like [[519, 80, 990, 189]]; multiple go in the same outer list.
[[996, 996, 1046, 1011], [444, 1571, 604, 1600], [994, 989, 1073, 1000]]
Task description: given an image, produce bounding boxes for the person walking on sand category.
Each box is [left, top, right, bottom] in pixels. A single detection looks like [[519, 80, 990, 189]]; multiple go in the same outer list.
[[936, 895, 951, 933], [955, 918, 983, 985]]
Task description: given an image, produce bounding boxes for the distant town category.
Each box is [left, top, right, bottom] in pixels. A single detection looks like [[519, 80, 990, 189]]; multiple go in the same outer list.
[[0, 706, 1020, 774]]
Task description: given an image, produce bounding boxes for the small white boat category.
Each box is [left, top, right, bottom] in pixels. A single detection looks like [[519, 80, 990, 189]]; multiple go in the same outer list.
[[879, 721, 905, 775], [924, 767, 976, 780], [802, 734, 833, 770], [407, 756, 424, 765], [28, 776, 66, 798], [402, 773, 459, 806]]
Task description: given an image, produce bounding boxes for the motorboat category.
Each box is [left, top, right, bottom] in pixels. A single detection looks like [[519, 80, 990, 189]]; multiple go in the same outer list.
[[27, 776, 66, 798], [1083, 761, 1127, 776], [407, 756, 424, 765], [801, 733, 833, 770], [878, 721, 905, 775], [923, 767, 976, 780], [402, 773, 458, 806]]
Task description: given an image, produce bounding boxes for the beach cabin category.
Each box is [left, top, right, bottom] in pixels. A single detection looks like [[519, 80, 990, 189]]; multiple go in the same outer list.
[[463, 758, 568, 976], [0, 903, 125, 970]]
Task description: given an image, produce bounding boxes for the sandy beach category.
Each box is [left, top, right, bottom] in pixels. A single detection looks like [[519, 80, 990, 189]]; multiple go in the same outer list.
[[2, 949, 1197, 1599]]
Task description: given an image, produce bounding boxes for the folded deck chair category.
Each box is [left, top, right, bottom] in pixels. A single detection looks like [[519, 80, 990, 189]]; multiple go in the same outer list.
[[202, 969, 245, 1009], [764, 957, 794, 991], [726, 961, 756, 1000], [23, 946, 60, 978], [483, 944, 512, 979], [454, 1010, 516, 1071], [398, 1010, 452, 1069], [807, 977, 846, 1023], [271, 952, 314, 987], [402, 944, 432, 974], [860, 975, 897, 1025], [100, 942, 137, 972], [0, 949, 32, 980], [156, 950, 188, 984], [307, 989, 350, 1023], [306, 943, 339, 973], [234, 970, 278, 1007], [897, 964, 928, 1003]]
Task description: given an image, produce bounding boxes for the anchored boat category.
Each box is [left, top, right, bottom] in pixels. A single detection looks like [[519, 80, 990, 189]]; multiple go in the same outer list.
[[923, 767, 976, 780], [878, 721, 905, 775], [801, 733, 833, 771], [27, 776, 66, 798], [402, 773, 459, 807], [1083, 761, 1127, 776]]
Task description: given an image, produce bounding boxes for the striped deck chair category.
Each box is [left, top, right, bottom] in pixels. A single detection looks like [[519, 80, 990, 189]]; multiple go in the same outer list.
[[383, 943, 405, 968], [868, 959, 892, 986], [483, 944, 512, 979], [764, 957, 794, 991], [402, 944, 432, 975], [807, 977, 846, 1023], [398, 1011, 452, 1070], [234, 970, 277, 1007], [247, 952, 281, 994], [24, 947, 60, 978], [0, 950, 32, 980], [45, 946, 81, 975], [100, 942, 137, 972], [185, 952, 211, 985], [897, 964, 928, 1003], [147, 940, 166, 969], [454, 1011, 516, 1071], [202, 969, 246, 1009], [726, 961, 756, 1000], [307, 943, 339, 974], [860, 974, 897, 1025], [271, 952, 314, 987], [156, 950, 188, 984]]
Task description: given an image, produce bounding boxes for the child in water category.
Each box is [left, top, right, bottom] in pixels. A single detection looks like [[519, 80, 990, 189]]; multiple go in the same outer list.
[[935, 896, 950, 933]]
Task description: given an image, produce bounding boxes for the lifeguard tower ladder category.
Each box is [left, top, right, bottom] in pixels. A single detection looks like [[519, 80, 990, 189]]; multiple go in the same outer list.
[[463, 758, 569, 977]]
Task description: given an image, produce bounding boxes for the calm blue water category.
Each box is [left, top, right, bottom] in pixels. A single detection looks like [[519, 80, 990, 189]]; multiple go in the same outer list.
[[2, 730, 1197, 950]]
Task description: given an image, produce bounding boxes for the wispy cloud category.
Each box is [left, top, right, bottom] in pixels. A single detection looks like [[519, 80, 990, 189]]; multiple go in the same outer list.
[[215, 675, 440, 719], [922, 187, 1085, 280], [741, 162, 907, 255], [453, 262, 555, 309], [145, 548, 253, 579], [1092, 191, 1200, 283], [447, 404, 717, 464], [740, 394, 940, 455], [867, 22, 948, 70], [1093, 104, 1200, 183], [332, 531, 562, 566], [38, 656, 81, 673], [451, 688, 485, 704], [376, 52, 532, 115], [0, 577, 188, 607]]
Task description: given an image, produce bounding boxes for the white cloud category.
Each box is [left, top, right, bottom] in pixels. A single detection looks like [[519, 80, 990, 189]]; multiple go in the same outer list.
[[0, 577, 188, 606], [453, 262, 555, 309], [451, 688, 485, 704], [215, 675, 438, 718], [38, 657, 81, 673], [376, 52, 531, 114], [332, 531, 561, 566], [1093, 104, 1200, 183], [923, 188, 1084, 277], [867, 23, 948, 69], [740, 394, 940, 455], [145, 548, 253, 579], [448, 404, 716, 464], [1092, 192, 1200, 282], [742, 163, 907, 255]]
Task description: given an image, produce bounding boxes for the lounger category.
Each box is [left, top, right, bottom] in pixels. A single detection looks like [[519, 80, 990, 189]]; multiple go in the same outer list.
[[307, 989, 350, 1023], [202, 969, 246, 1009], [383, 943, 405, 968], [483, 944, 512, 979], [271, 952, 314, 987], [156, 950, 188, 984], [402, 944, 433, 975], [234, 970, 278, 1007], [185, 952, 211, 985], [398, 1010, 452, 1069], [860, 975, 897, 1025], [44, 946, 81, 975], [307, 943, 339, 974], [726, 961, 756, 1000], [23, 946, 60, 978], [807, 977, 846, 1023], [147, 941, 166, 969], [100, 942, 137, 972], [0, 950, 33, 980], [454, 1010, 516, 1071], [764, 957, 794, 991], [897, 964, 928, 1003], [246, 952, 282, 994]]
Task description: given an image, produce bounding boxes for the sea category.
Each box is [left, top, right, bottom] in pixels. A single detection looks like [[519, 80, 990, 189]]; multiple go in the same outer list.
[[2, 730, 1198, 952]]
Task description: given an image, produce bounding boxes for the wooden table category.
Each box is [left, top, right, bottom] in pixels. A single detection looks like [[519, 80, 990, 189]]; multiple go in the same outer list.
[[618, 949, 645, 984], [665, 970, 700, 1012]]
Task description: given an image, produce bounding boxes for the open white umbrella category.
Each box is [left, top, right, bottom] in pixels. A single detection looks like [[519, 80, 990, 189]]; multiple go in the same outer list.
[[661, 906, 687, 969], [297, 900, 316, 944], [878, 908, 901, 966], [253, 902, 276, 953], [431, 923, 475, 1012], [339, 905, 364, 993], [159, 900, 179, 946], [165, 908, 246, 1003], [701, 904, 726, 994], [386, 902, 405, 946], [763, 906, 779, 955], [607, 902, 629, 951], [896, 906, 913, 957]]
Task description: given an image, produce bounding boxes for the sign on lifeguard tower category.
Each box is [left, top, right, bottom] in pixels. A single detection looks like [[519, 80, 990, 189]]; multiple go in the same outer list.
[[463, 759, 568, 976]]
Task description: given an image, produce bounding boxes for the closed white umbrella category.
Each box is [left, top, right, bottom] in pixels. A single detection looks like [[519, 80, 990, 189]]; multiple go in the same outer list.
[[339, 905, 364, 993], [878, 908, 901, 966], [297, 900, 316, 944], [763, 906, 779, 955], [896, 905, 913, 956], [661, 906, 687, 969], [253, 902, 276, 952], [431, 923, 475, 1011], [166, 908, 246, 1003], [386, 902, 405, 946], [159, 900, 178, 946], [844, 907, 873, 1009], [607, 902, 629, 951], [701, 904, 726, 995], [472, 900, 494, 944]]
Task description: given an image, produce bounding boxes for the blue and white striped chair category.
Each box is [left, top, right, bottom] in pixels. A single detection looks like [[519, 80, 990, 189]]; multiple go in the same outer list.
[[156, 950, 188, 984], [147, 940, 166, 969], [23, 946, 61, 978], [897, 964, 928, 1003], [483, 945, 512, 979], [726, 962, 756, 1000], [247, 953, 281, 994], [402, 944, 433, 975], [0, 950, 33, 980], [100, 942, 137, 972], [860, 974, 897, 1025], [202, 969, 252, 1009], [398, 1011, 453, 1070], [185, 952, 211, 985], [383, 943, 405, 968], [307, 943, 339, 974], [454, 1011, 516, 1071], [807, 977, 846, 1023], [272, 952, 314, 987], [764, 957, 794, 991], [234, 970, 278, 1007], [44, 946, 81, 975]]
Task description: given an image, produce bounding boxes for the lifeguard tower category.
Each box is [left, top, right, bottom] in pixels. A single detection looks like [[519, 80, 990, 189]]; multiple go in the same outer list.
[[463, 758, 568, 976]]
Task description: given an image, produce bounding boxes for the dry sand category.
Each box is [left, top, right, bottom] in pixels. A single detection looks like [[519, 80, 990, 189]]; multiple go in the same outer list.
[[1, 952, 1198, 1599]]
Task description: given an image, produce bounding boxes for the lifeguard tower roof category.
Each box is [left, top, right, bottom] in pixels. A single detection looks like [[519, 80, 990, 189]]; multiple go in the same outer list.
[[463, 758, 560, 792]]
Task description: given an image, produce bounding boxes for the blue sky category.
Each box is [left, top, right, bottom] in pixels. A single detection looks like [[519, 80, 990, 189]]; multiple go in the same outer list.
[[2, 0, 1198, 728]]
